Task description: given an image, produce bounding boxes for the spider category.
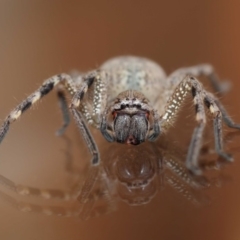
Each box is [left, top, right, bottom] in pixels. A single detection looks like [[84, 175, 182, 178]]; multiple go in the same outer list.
[[0, 56, 240, 200]]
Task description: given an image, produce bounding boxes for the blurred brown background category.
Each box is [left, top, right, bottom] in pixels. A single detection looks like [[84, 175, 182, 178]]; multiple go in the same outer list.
[[0, 1, 240, 240]]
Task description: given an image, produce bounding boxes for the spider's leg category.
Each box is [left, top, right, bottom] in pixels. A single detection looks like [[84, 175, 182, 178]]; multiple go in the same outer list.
[[0, 170, 114, 218], [0, 189, 82, 217], [56, 74, 87, 136], [164, 153, 209, 188], [70, 71, 97, 109], [0, 73, 73, 144], [69, 70, 104, 166], [165, 174, 208, 205], [79, 171, 116, 220], [168, 65, 230, 93], [71, 69, 107, 123], [56, 86, 71, 136], [160, 76, 208, 174], [0, 183, 115, 218], [203, 92, 239, 164], [208, 93, 240, 129], [70, 108, 100, 204], [0, 173, 78, 200], [161, 75, 237, 174], [69, 70, 108, 203]]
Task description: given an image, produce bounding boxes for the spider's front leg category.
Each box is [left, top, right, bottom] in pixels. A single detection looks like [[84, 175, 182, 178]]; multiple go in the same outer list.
[[160, 76, 238, 175], [0, 70, 105, 204], [69, 70, 108, 203], [69, 70, 106, 166]]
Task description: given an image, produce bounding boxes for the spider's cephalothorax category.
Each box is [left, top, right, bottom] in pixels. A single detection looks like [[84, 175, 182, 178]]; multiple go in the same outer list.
[[0, 56, 240, 203], [100, 90, 160, 145]]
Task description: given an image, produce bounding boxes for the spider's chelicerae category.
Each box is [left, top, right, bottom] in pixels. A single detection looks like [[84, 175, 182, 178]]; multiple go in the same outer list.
[[0, 56, 240, 179]]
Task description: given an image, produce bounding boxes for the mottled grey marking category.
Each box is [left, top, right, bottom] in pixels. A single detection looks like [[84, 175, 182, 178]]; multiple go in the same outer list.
[[40, 82, 55, 96], [21, 101, 32, 113]]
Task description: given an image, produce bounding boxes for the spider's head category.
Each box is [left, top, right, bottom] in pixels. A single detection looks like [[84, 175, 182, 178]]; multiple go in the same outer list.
[[101, 90, 159, 145]]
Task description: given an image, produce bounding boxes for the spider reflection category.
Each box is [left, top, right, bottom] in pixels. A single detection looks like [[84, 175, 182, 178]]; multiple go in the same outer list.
[[0, 139, 229, 219]]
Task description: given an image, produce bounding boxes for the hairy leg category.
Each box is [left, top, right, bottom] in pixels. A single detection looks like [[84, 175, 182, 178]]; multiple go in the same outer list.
[[0, 73, 73, 144], [56, 86, 71, 136], [207, 92, 240, 129], [160, 76, 234, 174], [168, 64, 230, 93], [69, 70, 108, 203]]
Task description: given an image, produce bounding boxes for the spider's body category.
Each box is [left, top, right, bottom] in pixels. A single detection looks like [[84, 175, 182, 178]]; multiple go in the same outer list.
[[100, 56, 168, 109], [97, 57, 168, 145], [0, 56, 240, 202], [79, 56, 168, 129]]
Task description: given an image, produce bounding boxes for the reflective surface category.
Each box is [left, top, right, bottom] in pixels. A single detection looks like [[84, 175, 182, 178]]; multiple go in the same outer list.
[[0, 116, 239, 240], [1, 1, 240, 240], [0, 138, 212, 216]]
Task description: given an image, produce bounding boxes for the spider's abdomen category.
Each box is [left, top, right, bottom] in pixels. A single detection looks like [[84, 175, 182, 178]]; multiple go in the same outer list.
[[101, 56, 168, 109]]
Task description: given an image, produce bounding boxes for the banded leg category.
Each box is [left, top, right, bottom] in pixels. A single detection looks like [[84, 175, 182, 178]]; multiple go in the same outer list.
[[68, 70, 109, 203], [161, 76, 236, 174], [0, 185, 115, 218], [56, 73, 82, 135], [69, 69, 107, 166], [204, 92, 240, 164], [210, 94, 240, 130], [70, 109, 100, 203], [0, 173, 78, 200], [0, 188, 84, 217], [168, 64, 230, 93], [165, 174, 208, 205], [163, 153, 209, 188], [0, 171, 115, 218], [71, 70, 104, 109], [0, 73, 73, 144], [63, 71, 102, 202]]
